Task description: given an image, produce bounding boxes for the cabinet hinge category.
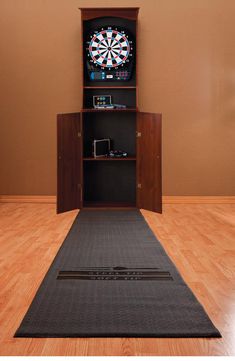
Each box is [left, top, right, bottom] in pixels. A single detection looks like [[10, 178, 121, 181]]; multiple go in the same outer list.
[[77, 132, 81, 138], [136, 131, 141, 138], [137, 183, 142, 189]]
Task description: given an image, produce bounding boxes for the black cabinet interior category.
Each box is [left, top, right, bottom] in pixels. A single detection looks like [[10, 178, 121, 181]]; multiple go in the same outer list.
[[83, 112, 136, 158], [83, 161, 136, 205]]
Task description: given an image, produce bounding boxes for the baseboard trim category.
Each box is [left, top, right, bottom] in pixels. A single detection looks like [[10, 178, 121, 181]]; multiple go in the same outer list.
[[163, 196, 235, 204], [0, 195, 235, 205], [0, 195, 56, 204]]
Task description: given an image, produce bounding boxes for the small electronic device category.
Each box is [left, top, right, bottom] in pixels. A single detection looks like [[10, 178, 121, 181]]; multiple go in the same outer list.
[[93, 95, 114, 109], [93, 96, 127, 109], [108, 150, 128, 158], [92, 139, 111, 158], [113, 104, 127, 109]]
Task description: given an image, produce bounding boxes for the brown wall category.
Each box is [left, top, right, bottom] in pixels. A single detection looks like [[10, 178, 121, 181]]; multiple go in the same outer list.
[[0, 0, 235, 196]]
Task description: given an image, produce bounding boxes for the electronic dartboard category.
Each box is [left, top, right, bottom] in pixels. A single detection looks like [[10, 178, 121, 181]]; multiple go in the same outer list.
[[85, 26, 135, 81]]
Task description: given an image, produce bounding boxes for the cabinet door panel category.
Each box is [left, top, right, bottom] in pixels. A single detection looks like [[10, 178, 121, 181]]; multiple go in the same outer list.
[[137, 112, 162, 213], [57, 113, 82, 213]]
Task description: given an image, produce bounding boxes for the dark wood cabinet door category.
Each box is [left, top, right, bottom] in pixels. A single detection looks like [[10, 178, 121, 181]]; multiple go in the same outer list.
[[57, 113, 82, 213], [137, 112, 162, 213]]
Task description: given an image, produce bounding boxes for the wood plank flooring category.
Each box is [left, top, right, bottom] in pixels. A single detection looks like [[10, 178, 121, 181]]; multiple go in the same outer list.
[[0, 203, 234, 356]]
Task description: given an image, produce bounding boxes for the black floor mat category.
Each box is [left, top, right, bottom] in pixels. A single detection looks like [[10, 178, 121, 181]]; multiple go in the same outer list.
[[15, 210, 221, 338]]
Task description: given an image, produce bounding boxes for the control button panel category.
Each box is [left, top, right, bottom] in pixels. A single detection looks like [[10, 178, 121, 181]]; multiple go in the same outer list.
[[89, 70, 131, 81]]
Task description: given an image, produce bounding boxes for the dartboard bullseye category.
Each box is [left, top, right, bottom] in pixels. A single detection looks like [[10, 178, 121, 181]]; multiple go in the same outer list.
[[85, 26, 135, 81]]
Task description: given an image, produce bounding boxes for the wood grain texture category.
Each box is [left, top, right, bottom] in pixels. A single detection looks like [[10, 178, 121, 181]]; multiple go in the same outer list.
[[0, 203, 234, 356], [137, 112, 162, 213], [79, 7, 139, 21], [57, 113, 82, 213], [0, 196, 56, 203]]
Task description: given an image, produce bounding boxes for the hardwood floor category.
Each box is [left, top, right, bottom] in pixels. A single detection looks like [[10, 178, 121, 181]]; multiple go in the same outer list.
[[0, 203, 234, 356]]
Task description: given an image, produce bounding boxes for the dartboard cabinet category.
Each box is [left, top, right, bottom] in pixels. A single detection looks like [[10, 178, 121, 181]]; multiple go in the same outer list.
[[57, 8, 162, 213]]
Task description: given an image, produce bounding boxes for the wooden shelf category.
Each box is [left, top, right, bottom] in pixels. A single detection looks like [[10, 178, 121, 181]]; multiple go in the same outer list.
[[83, 157, 136, 161], [81, 108, 137, 112], [83, 86, 136, 89]]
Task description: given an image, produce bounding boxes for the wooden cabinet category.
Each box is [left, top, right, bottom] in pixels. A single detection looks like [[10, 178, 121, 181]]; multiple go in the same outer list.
[[57, 8, 162, 213]]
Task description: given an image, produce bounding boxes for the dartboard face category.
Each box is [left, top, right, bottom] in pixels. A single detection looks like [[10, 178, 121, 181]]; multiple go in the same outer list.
[[86, 26, 134, 70]]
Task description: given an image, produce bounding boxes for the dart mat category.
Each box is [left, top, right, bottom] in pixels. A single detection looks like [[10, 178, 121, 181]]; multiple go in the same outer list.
[[15, 210, 221, 338]]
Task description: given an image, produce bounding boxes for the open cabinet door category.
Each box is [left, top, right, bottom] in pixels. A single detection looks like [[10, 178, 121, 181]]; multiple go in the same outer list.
[[57, 113, 82, 213], [137, 112, 162, 213]]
